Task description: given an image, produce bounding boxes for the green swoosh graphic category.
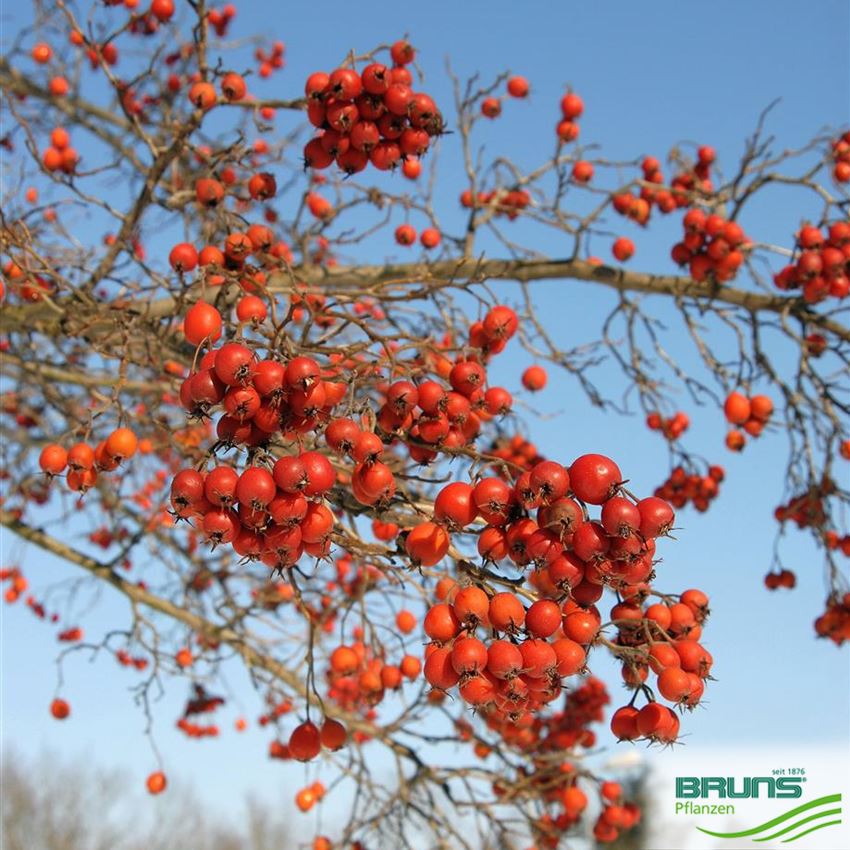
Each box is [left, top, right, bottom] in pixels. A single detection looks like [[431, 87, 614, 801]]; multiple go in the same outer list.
[[753, 808, 842, 842], [696, 794, 842, 838], [782, 819, 844, 843]]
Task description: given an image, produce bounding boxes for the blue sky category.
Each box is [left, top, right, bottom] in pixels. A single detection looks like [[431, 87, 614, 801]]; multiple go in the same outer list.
[[2, 0, 849, 842]]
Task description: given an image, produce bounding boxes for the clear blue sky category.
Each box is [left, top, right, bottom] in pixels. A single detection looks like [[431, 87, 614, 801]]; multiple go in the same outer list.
[[2, 0, 849, 842]]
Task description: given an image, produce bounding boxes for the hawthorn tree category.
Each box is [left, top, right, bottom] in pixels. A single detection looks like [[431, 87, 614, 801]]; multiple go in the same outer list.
[[1, 2, 849, 849]]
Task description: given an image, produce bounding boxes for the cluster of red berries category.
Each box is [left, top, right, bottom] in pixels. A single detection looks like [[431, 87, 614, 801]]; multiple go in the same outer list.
[[669, 146, 717, 197], [610, 149, 701, 230], [611, 176, 662, 227], [362, 306, 518, 462], [654, 465, 724, 513], [177, 717, 219, 738], [764, 569, 796, 590], [609, 588, 712, 739], [115, 648, 149, 670], [830, 130, 850, 182], [10, 585, 57, 626], [302, 40, 444, 176], [42, 127, 78, 174], [252, 579, 295, 610], [284, 715, 348, 763], [124, 1, 176, 37], [208, 4, 237, 38], [326, 633, 420, 717], [612, 147, 719, 237], [170, 446, 337, 572], [646, 410, 689, 441], [671, 209, 749, 283], [253, 40, 285, 80], [170, 301, 525, 569], [257, 697, 293, 728], [774, 478, 836, 530], [194, 165, 277, 210], [459, 187, 531, 220], [89, 525, 132, 549], [723, 391, 773, 451], [412, 453, 691, 729], [773, 221, 850, 303], [815, 594, 850, 645], [38, 428, 139, 493], [2, 260, 54, 302], [826, 531, 850, 557], [57, 626, 83, 642], [176, 684, 224, 738], [488, 434, 545, 477], [479, 678, 642, 846], [294, 781, 327, 813], [555, 91, 584, 144], [169, 225, 290, 279], [0, 566, 29, 605], [393, 223, 442, 250]]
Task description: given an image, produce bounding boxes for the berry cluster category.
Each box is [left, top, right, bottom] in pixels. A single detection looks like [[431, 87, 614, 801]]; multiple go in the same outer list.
[[177, 717, 219, 738], [669, 146, 717, 199], [208, 4, 237, 38], [3, 577, 58, 624], [723, 391, 773, 451], [253, 40, 286, 80], [42, 127, 78, 174], [460, 187, 531, 220], [481, 678, 643, 847], [257, 696, 293, 728], [555, 91, 584, 144], [393, 223, 442, 250], [295, 780, 327, 813], [488, 434, 545, 476], [830, 130, 850, 182], [302, 41, 443, 175], [773, 221, 850, 303], [285, 716, 348, 763], [671, 209, 749, 283], [774, 477, 835, 530], [654, 464, 724, 513], [609, 147, 716, 229], [326, 628, 421, 719], [1, 566, 30, 605], [764, 569, 796, 590], [646, 410, 690, 441], [173, 299, 518, 571], [608, 588, 712, 743], [410, 452, 705, 736], [815, 594, 850, 645], [2, 260, 54, 302], [826, 532, 850, 557], [57, 626, 83, 642], [115, 648, 149, 670], [38, 428, 140, 492], [171, 441, 338, 572]]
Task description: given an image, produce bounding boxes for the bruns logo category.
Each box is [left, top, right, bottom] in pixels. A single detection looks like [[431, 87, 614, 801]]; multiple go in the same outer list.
[[676, 776, 804, 799]]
